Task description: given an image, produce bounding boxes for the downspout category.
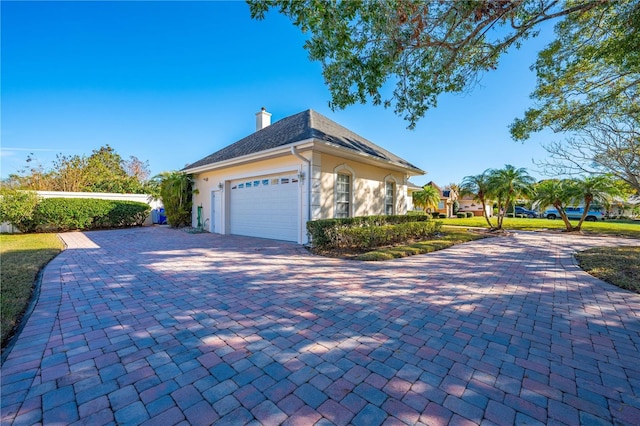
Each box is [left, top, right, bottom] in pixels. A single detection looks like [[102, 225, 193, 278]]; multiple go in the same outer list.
[[291, 146, 311, 243]]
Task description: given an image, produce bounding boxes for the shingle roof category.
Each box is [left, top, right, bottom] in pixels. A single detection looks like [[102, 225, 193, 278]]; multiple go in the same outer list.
[[183, 109, 422, 172]]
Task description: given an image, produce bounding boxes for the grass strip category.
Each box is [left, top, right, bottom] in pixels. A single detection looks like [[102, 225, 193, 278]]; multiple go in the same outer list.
[[438, 217, 640, 238], [575, 246, 640, 294], [1, 234, 63, 346]]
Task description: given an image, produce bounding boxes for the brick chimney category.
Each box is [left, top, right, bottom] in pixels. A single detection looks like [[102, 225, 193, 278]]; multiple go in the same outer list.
[[255, 107, 272, 131]]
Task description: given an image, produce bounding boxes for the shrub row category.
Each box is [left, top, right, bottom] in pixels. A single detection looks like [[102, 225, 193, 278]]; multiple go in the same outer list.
[[307, 215, 442, 250], [1, 192, 150, 233]]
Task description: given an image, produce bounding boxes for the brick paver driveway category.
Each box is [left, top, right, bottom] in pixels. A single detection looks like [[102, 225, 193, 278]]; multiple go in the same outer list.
[[2, 227, 639, 425]]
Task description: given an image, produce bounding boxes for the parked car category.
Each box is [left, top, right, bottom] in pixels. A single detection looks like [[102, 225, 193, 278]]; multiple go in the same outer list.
[[544, 207, 604, 221], [514, 206, 538, 218]]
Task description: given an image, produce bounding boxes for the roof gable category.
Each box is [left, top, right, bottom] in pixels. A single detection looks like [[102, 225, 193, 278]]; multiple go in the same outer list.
[[184, 109, 422, 172]]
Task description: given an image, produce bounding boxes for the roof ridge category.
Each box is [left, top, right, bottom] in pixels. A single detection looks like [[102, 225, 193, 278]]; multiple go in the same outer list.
[[307, 110, 406, 160], [183, 108, 423, 173]]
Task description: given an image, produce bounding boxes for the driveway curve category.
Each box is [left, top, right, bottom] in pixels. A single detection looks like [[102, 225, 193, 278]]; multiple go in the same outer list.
[[1, 227, 639, 425]]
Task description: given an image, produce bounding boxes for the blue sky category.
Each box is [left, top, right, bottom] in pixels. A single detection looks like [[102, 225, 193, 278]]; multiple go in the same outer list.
[[2, 1, 559, 187]]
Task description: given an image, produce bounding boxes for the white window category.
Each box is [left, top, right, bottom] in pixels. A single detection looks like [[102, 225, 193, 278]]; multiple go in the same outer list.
[[385, 181, 395, 215], [336, 174, 351, 218]]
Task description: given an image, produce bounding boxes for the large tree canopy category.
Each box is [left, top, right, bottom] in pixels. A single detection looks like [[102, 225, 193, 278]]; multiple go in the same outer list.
[[510, 1, 640, 139], [248, 0, 611, 129], [509, 1, 640, 194]]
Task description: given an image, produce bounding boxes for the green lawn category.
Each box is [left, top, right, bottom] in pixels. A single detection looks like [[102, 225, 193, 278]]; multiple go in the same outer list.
[[1, 234, 63, 346], [438, 216, 640, 238]]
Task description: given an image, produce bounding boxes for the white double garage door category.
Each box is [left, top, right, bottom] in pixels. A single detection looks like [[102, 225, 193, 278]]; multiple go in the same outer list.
[[228, 173, 299, 242]]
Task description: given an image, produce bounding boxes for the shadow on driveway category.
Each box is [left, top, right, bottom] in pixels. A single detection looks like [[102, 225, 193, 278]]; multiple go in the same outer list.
[[1, 227, 639, 425]]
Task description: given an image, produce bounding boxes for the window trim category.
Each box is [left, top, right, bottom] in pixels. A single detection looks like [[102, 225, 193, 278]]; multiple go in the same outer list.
[[384, 174, 398, 216], [334, 164, 356, 218], [385, 181, 395, 215]]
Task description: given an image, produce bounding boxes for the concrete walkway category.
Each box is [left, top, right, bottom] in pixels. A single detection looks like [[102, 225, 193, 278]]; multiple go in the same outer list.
[[1, 227, 639, 425]]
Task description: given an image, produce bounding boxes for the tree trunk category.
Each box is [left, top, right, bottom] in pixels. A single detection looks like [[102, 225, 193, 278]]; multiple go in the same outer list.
[[554, 202, 575, 231], [480, 198, 494, 229], [575, 198, 592, 231], [559, 212, 575, 231]]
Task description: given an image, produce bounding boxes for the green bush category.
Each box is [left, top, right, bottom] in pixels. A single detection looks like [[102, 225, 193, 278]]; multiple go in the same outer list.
[[439, 214, 447, 218], [0, 189, 39, 233], [456, 213, 466, 218], [466, 212, 474, 218], [98, 201, 151, 228], [431, 212, 440, 219], [307, 214, 440, 250], [321, 221, 442, 250], [35, 198, 107, 232], [158, 172, 194, 228], [34, 198, 149, 232]]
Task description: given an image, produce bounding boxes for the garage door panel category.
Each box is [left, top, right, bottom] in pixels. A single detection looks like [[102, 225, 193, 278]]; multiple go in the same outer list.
[[230, 174, 298, 242]]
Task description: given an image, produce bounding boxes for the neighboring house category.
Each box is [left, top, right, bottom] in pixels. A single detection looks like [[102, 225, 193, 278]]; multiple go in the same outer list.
[[459, 194, 493, 217], [425, 182, 457, 217], [607, 195, 640, 218], [183, 109, 425, 243]]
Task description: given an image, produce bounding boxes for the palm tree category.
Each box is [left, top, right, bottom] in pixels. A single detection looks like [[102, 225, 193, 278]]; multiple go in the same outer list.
[[488, 165, 536, 230], [533, 179, 578, 231], [156, 171, 195, 228], [413, 185, 441, 215], [572, 175, 622, 230], [460, 171, 494, 228]]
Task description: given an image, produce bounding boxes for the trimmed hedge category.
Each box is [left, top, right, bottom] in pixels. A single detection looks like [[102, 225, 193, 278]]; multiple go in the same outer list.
[[1, 196, 150, 233], [456, 213, 466, 218], [307, 215, 442, 250], [466, 212, 474, 218], [34, 198, 150, 232]]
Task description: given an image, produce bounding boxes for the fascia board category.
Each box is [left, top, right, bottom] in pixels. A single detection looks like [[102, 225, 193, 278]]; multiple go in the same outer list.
[[311, 140, 425, 176], [183, 139, 315, 174]]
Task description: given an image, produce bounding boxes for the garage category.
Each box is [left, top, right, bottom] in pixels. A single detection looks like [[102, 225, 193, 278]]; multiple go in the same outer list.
[[229, 173, 299, 242]]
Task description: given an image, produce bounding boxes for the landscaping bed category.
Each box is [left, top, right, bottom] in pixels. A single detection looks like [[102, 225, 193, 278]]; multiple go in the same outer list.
[[309, 223, 489, 261], [307, 215, 488, 261]]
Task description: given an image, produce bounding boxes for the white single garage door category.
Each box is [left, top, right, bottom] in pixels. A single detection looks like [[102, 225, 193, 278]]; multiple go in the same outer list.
[[229, 173, 299, 242]]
